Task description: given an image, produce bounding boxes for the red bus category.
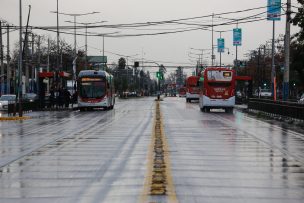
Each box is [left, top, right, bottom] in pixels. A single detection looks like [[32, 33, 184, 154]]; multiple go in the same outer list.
[[178, 87, 187, 97], [78, 70, 115, 111], [199, 67, 235, 113], [186, 76, 200, 102]]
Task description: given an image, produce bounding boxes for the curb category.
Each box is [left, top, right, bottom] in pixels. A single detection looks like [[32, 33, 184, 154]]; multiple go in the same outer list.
[[0, 116, 31, 121]]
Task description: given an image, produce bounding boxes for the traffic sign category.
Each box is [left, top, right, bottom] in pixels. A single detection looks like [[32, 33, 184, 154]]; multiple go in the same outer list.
[[267, 0, 281, 21], [233, 28, 242, 46]]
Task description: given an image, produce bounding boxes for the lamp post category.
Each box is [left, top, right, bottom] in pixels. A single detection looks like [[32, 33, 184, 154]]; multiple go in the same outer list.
[[96, 31, 120, 70], [65, 20, 106, 69], [190, 47, 213, 74], [51, 11, 99, 94], [51, 11, 100, 55], [125, 54, 139, 88]]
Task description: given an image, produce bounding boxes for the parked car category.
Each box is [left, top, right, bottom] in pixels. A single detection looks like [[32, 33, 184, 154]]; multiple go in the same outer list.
[[260, 89, 272, 98], [298, 93, 304, 104], [0, 94, 16, 110]]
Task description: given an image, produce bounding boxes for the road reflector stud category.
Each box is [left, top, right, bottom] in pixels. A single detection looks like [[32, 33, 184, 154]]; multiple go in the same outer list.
[[140, 100, 177, 202]]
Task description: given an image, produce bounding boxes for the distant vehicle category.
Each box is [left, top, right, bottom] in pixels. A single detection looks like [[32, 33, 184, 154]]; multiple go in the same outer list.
[[167, 83, 177, 97], [259, 89, 272, 98], [298, 93, 304, 104], [0, 94, 16, 111], [77, 70, 115, 111], [186, 76, 200, 102], [179, 87, 187, 97], [199, 67, 235, 113], [23, 93, 38, 103]]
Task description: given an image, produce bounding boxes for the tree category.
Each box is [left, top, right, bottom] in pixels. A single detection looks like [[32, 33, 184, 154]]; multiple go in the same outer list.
[[290, 1, 304, 90], [118, 57, 126, 69], [292, 1, 304, 42]]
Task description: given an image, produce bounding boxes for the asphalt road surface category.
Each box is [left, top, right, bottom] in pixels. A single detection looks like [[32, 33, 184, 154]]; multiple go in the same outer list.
[[0, 97, 303, 203]]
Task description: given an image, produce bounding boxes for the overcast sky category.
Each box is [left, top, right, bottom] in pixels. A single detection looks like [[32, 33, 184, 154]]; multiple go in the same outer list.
[[0, 0, 300, 75]]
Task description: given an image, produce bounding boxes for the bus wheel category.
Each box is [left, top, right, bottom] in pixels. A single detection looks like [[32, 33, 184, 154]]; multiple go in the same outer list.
[[205, 107, 210, 113], [200, 107, 204, 112], [79, 107, 84, 112]]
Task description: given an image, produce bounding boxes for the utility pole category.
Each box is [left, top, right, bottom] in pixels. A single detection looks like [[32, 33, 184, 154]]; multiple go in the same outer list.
[[37, 35, 41, 96], [74, 16, 77, 58], [235, 21, 239, 74], [0, 21, 4, 95], [47, 38, 50, 73], [25, 31, 29, 93], [283, 0, 291, 100], [56, 0, 60, 88], [18, 0, 23, 117], [7, 24, 10, 94], [211, 14, 215, 66], [258, 47, 261, 87], [219, 31, 222, 67], [31, 33, 34, 92], [271, 20, 276, 100], [37, 36, 41, 71], [103, 35, 105, 60], [85, 24, 88, 69]]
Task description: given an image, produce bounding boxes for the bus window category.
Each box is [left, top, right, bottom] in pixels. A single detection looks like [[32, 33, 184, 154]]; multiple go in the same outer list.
[[80, 81, 105, 98]]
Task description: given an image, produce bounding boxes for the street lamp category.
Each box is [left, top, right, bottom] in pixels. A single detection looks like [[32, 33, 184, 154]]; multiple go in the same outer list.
[[96, 31, 120, 61], [124, 54, 139, 88], [50, 11, 99, 95], [219, 48, 230, 67], [65, 20, 107, 69], [50, 11, 100, 57]]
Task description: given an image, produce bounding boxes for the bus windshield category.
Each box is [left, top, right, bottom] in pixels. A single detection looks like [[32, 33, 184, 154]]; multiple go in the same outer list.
[[79, 81, 106, 98]]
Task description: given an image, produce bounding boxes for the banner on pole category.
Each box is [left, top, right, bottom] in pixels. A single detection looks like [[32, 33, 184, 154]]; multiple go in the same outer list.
[[233, 28, 242, 46], [217, 38, 225, 53], [267, 0, 281, 21]]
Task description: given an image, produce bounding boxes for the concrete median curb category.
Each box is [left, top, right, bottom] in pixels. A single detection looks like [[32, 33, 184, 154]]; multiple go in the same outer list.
[[0, 116, 31, 121]]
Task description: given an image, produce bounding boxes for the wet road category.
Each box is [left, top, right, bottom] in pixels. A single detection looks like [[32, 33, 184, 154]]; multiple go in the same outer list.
[[162, 97, 304, 203], [0, 97, 304, 203], [0, 98, 154, 203]]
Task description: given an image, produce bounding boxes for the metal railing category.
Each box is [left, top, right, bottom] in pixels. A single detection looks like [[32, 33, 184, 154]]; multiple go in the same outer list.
[[7, 101, 39, 116], [248, 98, 304, 120]]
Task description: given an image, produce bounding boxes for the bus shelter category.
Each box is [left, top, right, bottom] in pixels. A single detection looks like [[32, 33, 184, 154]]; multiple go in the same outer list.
[[235, 76, 252, 104], [38, 71, 70, 108]]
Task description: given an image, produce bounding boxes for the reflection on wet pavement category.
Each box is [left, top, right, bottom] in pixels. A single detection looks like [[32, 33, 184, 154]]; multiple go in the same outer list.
[[0, 98, 154, 203], [0, 96, 304, 203], [162, 97, 304, 203]]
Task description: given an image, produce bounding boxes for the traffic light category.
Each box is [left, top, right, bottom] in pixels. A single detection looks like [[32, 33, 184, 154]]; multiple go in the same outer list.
[[160, 73, 164, 80], [134, 61, 139, 68], [156, 71, 164, 80]]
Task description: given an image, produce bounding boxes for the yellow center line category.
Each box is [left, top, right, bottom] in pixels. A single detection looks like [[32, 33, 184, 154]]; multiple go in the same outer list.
[[138, 101, 178, 203]]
